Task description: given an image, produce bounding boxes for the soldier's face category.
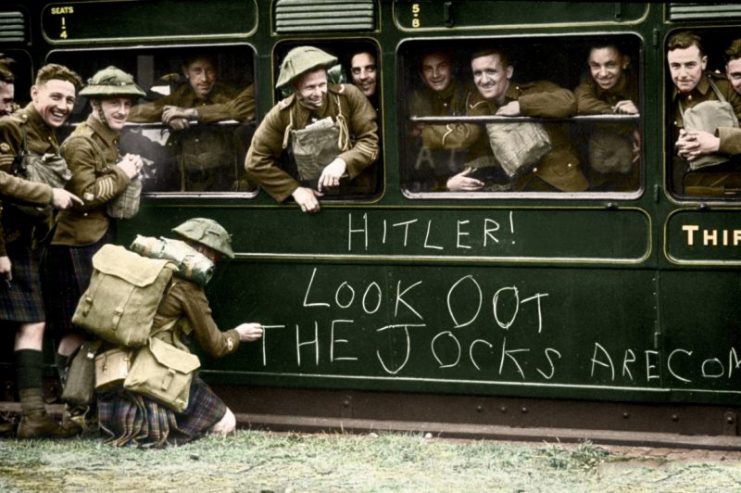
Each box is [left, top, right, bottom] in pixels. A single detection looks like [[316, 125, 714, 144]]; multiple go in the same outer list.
[[295, 69, 328, 111], [30, 79, 76, 128], [588, 47, 626, 91], [726, 57, 741, 95], [0, 81, 14, 116], [97, 97, 132, 131], [351, 52, 377, 97], [472, 54, 513, 103], [420, 53, 452, 93], [184, 58, 217, 99], [668, 45, 707, 94]]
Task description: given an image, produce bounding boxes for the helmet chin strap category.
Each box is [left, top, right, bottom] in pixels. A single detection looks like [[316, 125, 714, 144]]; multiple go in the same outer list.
[[92, 99, 113, 131]]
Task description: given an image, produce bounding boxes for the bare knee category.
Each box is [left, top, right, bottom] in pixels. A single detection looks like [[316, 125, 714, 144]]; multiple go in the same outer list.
[[209, 407, 236, 435], [14, 322, 45, 350]]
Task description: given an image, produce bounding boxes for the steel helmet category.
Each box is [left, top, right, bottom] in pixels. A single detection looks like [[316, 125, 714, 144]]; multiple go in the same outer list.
[[79, 66, 146, 98], [171, 217, 235, 259], [275, 46, 338, 89]]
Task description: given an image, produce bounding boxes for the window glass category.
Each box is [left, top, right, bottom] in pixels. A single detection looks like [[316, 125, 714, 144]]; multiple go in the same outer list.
[[665, 28, 741, 199], [398, 35, 642, 197], [48, 45, 256, 195]]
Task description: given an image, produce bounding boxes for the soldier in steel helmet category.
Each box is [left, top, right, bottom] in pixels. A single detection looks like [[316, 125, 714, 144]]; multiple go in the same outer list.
[[244, 45, 379, 213], [97, 217, 264, 447], [43, 66, 145, 415], [0, 63, 84, 438]]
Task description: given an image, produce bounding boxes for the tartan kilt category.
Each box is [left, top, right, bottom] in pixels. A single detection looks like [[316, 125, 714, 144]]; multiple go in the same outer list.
[[0, 241, 45, 323], [97, 375, 227, 448], [42, 233, 110, 336]]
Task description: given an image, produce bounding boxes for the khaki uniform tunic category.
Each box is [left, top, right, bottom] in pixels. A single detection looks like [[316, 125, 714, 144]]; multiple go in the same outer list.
[[670, 73, 741, 156], [0, 104, 59, 255], [245, 83, 379, 202], [129, 83, 255, 124], [153, 279, 240, 358], [52, 115, 130, 246], [464, 80, 587, 192], [575, 73, 639, 115]]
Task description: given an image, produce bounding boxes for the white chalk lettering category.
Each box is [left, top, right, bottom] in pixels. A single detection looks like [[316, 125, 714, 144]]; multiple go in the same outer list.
[[431, 331, 462, 368], [729, 348, 741, 379], [447, 275, 483, 328], [667, 348, 692, 383], [330, 319, 357, 362], [393, 219, 418, 247], [483, 218, 500, 247], [622, 349, 636, 381], [260, 324, 286, 366], [303, 268, 330, 308], [499, 337, 529, 380], [296, 322, 320, 366], [645, 350, 660, 381], [457, 220, 472, 249], [335, 281, 356, 309], [493, 286, 519, 330], [424, 220, 444, 250], [362, 282, 382, 314], [590, 343, 615, 381], [702, 358, 724, 378], [375, 323, 425, 375], [469, 338, 494, 371], [348, 213, 369, 251], [536, 348, 562, 380], [394, 280, 424, 320], [521, 293, 549, 334]]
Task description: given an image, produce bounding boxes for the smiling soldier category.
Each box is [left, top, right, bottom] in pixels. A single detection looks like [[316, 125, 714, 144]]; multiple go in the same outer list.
[[44, 66, 145, 422], [0, 63, 83, 438]]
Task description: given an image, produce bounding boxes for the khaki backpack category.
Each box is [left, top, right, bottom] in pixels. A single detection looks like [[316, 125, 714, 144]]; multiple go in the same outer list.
[[72, 244, 177, 347]]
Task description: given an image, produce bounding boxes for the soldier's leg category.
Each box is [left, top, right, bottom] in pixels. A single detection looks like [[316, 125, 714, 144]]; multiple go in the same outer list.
[[15, 322, 79, 438]]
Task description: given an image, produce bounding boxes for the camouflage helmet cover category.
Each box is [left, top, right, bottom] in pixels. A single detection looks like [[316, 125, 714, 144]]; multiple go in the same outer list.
[[79, 66, 146, 98], [275, 46, 338, 89], [172, 217, 235, 259]]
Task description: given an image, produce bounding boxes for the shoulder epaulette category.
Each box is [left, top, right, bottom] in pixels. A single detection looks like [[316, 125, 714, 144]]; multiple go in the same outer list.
[[278, 94, 296, 110]]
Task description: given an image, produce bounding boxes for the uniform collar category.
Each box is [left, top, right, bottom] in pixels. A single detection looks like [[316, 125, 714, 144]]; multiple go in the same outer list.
[[672, 73, 711, 102], [23, 103, 58, 145], [86, 113, 119, 148]]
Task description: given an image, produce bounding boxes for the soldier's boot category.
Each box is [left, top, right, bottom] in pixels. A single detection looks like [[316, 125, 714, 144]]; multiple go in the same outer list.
[[16, 388, 81, 439]]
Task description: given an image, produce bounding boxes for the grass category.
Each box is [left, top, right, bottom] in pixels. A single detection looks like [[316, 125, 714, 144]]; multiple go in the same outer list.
[[0, 430, 740, 492]]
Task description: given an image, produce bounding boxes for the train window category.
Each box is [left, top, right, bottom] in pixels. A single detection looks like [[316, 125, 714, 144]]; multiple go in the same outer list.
[[398, 35, 642, 198], [0, 50, 32, 117], [254, 40, 383, 201], [47, 45, 256, 196], [665, 28, 741, 200]]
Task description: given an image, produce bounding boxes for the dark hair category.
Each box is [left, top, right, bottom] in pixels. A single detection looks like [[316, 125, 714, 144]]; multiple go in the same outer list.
[[470, 48, 510, 69], [183, 54, 218, 70], [667, 31, 704, 56], [420, 50, 452, 69], [0, 54, 15, 83], [726, 39, 741, 63], [35, 63, 83, 90]]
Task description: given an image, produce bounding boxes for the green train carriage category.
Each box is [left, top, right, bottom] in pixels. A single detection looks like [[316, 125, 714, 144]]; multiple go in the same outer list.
[[1, 0, 740, 443]]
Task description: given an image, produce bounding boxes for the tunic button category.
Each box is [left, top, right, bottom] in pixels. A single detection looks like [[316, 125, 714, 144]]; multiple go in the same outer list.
[[532, 167, 538, 173], [567, 163, 572, 168]]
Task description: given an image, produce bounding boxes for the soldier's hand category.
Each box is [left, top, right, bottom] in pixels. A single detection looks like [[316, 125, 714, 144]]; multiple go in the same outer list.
[[0, 256, 12, 281], [162, 106, 198, 128], [291, 186, 322, 214], [318, 158, 347, 192], [116, 154, 142, 178], [235, 323, 263, 342], [51, 188, 83, 209], [613, 100, 639, 115], [496, 101, 521, 116], [446, 167, 485, 191]]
